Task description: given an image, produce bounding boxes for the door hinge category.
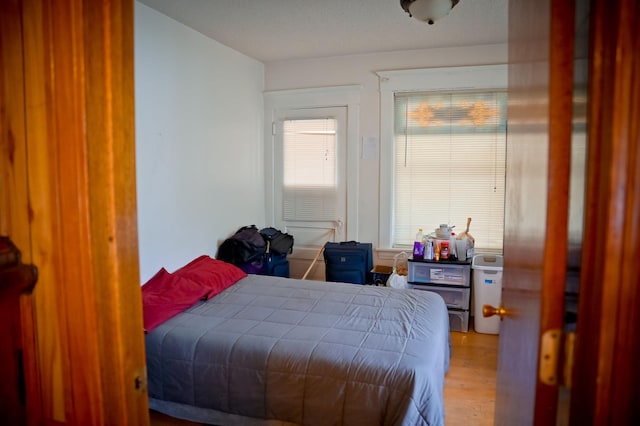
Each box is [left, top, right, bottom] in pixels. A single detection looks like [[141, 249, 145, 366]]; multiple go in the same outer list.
[[134, 367, 147, 395], [539, 329, 575, 388]]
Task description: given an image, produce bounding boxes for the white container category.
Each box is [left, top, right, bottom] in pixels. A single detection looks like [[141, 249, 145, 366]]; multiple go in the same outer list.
[[455, 240, 467, 261], [472, 254, 503, 334]]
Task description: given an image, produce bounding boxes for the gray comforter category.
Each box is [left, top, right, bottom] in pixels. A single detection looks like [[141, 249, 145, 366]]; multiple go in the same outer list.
[[145, 275, 450, 425]]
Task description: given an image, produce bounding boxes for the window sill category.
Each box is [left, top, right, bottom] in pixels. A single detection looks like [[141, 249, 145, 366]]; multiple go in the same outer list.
[[375, 247, 412, 261]]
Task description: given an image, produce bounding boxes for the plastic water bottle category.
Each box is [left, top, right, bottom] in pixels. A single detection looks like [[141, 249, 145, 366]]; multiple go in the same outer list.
[[426, 239, 434, 260], [413, 228, 425, 260], [450, 232, 457, 259]]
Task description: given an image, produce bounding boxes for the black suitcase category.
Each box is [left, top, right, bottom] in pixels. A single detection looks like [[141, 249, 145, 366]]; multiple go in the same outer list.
[[323, 241, 373, 285]]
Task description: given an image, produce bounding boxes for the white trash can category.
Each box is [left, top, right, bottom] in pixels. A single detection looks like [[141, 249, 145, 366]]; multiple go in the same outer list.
[[472, 254, 503, 334]]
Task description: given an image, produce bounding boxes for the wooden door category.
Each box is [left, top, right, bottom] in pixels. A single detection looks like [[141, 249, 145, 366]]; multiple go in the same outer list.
[[495, 0, 640, 424], [495, 0, 577, 424], [0, 0, 150, 424], [570, 0, 640, 423]]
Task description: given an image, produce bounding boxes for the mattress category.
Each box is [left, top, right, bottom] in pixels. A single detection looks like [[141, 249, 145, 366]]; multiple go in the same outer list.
[[145, 274, 450, 425]]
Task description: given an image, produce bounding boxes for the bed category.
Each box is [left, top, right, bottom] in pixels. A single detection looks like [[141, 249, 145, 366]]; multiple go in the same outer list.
[[143, 256, 450, 426]]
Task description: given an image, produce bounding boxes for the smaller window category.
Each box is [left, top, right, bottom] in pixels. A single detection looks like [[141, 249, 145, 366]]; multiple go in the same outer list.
[[282, 118, 338, 221]]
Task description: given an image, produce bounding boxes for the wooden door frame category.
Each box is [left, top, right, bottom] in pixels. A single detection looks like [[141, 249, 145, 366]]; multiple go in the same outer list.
[[499, 0, 639, 423], [1, 0, 149, 424], [571, 0, 640, 423]]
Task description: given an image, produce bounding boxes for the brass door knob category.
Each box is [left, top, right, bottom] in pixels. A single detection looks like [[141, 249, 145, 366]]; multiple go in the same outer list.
[[483, 304, 507, 320]]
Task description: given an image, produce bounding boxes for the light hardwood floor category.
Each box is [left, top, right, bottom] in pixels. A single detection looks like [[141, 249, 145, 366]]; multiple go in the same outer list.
[[444, 325, 499, 425], [150, 322, 499, 426]]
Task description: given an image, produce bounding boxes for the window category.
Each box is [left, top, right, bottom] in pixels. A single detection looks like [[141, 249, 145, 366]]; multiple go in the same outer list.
[[272, 108, 347, 245], [394, 90, 507, 250], [378, 65, 508, 253], [282, 118, 338, 222]]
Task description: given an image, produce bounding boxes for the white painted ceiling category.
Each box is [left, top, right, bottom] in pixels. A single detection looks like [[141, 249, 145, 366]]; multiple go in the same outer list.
[[137, 0, 509, 63]]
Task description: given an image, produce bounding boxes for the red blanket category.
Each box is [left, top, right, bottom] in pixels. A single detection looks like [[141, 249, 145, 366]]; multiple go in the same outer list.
[[142, 256, 246, 332]]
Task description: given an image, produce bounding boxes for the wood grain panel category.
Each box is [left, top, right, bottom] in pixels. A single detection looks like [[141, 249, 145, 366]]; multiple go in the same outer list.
[[42, 0, 105, 423], [496, 0, 552, 422], [21, 0, 69, 421], [0, 0, 31, 255], [497, 0, 578, 424], [536, 0, 575, 421], [571, 0, 640, 423], [82, 0, 149, 424], [2, 0, 149, 424]]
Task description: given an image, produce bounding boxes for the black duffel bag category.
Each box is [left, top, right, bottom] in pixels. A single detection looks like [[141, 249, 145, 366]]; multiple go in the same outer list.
[[217, 225, 267, 265], [259, 227, 294, 256]]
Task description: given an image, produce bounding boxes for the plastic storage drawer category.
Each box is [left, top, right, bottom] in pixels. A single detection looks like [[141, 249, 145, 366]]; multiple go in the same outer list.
[[408, 261, 470, 286], [407, 283, 471, 310], [448, 310, 470, 333]]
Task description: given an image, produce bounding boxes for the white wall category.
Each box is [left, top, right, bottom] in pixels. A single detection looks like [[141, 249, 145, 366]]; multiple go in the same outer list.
[[135, 2, 265, 281], [264, 45, 508, 265], [134, 0, 507, 279]]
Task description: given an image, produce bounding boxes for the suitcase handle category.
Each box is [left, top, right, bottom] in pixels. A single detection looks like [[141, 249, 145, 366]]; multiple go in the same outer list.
[[339, 241, 359, 246]]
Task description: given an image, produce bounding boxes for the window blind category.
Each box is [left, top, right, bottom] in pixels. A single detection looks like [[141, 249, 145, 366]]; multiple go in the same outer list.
[[283, 118, 338, 221], [393, 90, 507, 251]]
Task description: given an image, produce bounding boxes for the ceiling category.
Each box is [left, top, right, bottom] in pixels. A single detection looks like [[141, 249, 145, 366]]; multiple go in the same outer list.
[[137, 0, 509, 63]]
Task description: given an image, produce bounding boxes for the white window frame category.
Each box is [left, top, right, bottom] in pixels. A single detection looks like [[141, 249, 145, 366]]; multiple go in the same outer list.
[[377, 65, 508, 251], [264, 85, 361, 251]]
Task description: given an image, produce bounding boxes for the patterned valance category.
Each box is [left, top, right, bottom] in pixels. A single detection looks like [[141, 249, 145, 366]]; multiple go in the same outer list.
[[395, 91, 507, 134]]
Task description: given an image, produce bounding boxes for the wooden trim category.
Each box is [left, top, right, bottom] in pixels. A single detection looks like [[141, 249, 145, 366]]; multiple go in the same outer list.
[[82, 0, 149, 424], [45, 0, 105, 422], [22, 0, 72, 420], [535, 0, 575, 422], [571, 0, 640, 423], [20, 292, 42, 426], [0, 0, 32, 255]]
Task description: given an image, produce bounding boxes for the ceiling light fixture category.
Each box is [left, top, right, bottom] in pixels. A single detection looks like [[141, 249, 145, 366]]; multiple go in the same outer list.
[[400, 0, 460, 25]]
